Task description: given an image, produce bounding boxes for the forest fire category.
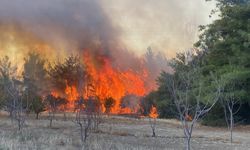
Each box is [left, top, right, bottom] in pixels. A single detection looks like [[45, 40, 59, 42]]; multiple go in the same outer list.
[[48, 50, 151, 114], [0, 0, 168, 116]]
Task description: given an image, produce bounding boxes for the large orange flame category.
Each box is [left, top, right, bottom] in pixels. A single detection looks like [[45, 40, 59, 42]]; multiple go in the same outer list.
[[83, 51, 148, 113], [65, 84, 79, 109], [48, 50, 152, 114]]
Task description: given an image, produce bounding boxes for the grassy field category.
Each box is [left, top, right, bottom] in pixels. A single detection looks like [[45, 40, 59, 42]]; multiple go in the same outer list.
[[0, 113, 249, 150]]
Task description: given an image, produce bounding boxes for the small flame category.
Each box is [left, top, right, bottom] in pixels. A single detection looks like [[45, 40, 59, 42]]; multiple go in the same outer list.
[[51, 91, 59, 98], [120, 107, 133, 114], [185, 114, 192, 121], [149, 106, 158, 119]]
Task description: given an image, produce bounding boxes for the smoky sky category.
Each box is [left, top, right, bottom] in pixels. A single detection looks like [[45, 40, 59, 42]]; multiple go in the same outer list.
[[0, 0, 122, 56], [0, 0, 214, 84], [0, 0, 214, 57]]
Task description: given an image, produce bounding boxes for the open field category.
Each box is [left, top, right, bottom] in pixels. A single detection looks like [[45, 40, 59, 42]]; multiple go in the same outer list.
[[0, 113, 250, 150]]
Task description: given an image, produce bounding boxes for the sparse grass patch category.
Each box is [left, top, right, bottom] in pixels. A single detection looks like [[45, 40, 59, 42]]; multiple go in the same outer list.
[[0, 115, 249, 150]]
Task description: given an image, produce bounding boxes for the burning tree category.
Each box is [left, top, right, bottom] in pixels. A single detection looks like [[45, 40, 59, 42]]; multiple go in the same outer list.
[[149, 106, 159, 137], [48, 55, 86, 110], [140, 92, 159, 116], [104, 97, 115, 114], [120, 94, 141, 114]]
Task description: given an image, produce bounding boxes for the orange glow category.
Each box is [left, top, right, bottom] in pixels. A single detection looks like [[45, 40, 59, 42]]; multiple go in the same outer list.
[[185, 114, 192, 121], [120, 107, 133, 114], [65, 83, 79, 109], [149, 106, 158, 119], [83, 51, 148, 114], [51, 91, 59, 98]]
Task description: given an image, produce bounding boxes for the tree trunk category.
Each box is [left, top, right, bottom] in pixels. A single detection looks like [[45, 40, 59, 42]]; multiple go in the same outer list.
[[49, 117, 53, 128], [63, 112, 67, 121], [9, 110, 13, 118], [18, 120, 21, 131], [152, 128, 156, 137], [230, 110, 233, 144], [79, 123, 84, 143], [36, 113, 39, 119], [185, 137, 191, 150], [84, 127, 88, 143]]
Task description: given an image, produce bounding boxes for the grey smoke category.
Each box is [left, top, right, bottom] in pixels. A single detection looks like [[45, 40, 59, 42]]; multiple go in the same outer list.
[[0, 0, 213, 92], [0, 0, 120, 54]]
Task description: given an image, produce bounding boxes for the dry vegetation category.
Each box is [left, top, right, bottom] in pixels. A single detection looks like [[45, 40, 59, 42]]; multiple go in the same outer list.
[[0, 113, 250, 150]]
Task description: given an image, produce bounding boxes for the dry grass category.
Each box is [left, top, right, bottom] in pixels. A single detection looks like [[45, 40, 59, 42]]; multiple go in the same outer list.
[[0, 114, 249, 150]]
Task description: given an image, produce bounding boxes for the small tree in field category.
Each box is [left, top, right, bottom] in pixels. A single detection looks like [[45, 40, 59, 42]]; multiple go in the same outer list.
[[74, 97, 92, 143], [221, 88, 241, 144], [74, 96, 103, 144], [31, 96, 46, 119], [164, 52, 222, 150], [7, 79, 26, 130], [219, 65, 246, 144], [45, 94, 65, 128], [149, 105, 158, 137]]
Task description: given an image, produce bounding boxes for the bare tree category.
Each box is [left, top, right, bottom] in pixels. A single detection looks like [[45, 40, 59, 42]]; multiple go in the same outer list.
[[89, 97, 102, 132], [165, 53, 222, 150], [46, 94, 56, 128], [74, 95, 103, 144], [221, 81, 241, 144], [5, 79, 26, 130], [45, 94, 66, 128], [74, 97, 92, 143]]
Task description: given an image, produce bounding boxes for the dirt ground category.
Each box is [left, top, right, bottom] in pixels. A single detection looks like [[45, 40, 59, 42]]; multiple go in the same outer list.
[[0, 113, 249, 150]]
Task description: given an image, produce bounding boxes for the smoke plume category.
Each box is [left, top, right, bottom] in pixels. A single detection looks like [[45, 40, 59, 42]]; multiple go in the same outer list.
[[0, 0, 213, 96]]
